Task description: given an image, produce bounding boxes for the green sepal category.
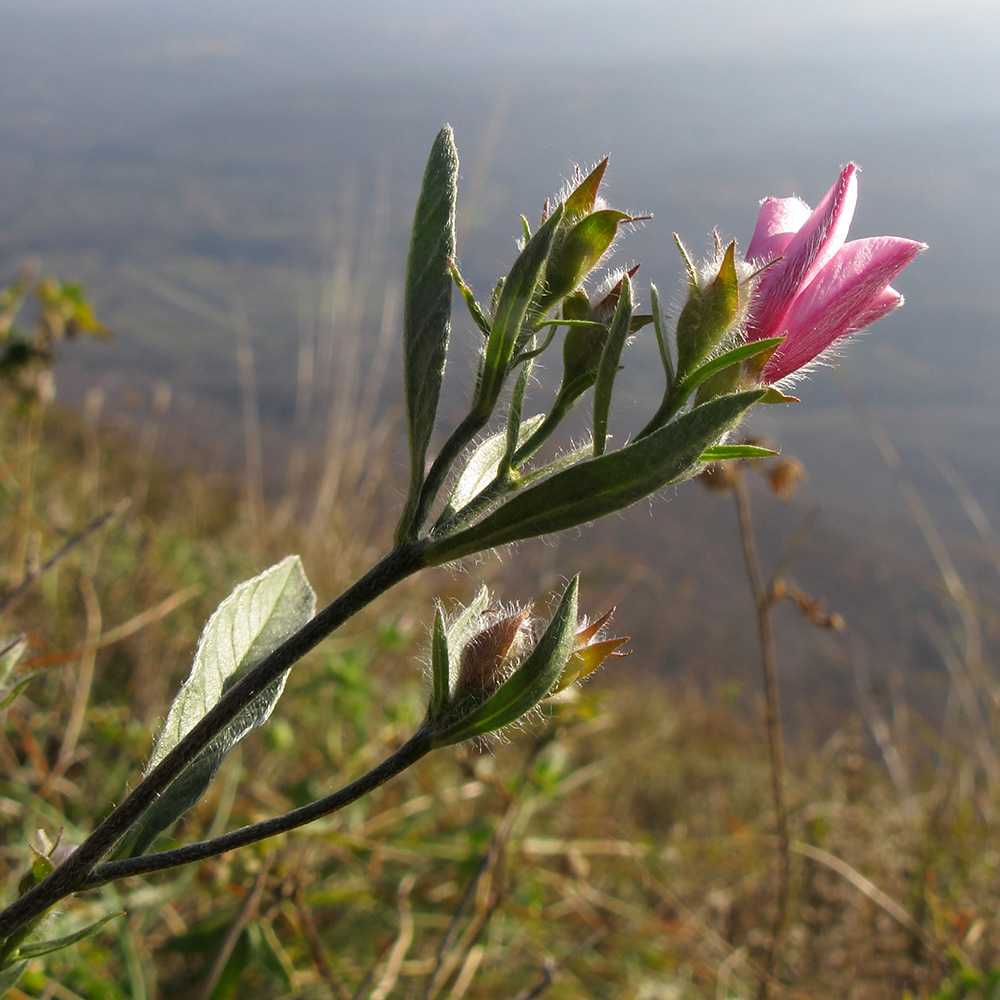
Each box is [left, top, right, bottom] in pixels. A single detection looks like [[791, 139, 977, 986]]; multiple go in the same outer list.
[[539, 210, 631, 310], [759, 386, 801, 404], [430, 578, 579, 747], [561, 289, 591, 322], [429, 607, 450, 718], [561, 322, 606, 386], [424, 390, 764, 564], [395, 125, 459, 544], [501, 353, 535, 477], [675, 241, 740, 379], [649, 282, 675, 389], [700, 444, 778, 462], [593, 272, 633, 456], [564, 157, 609, 217], [474, 204, 564, 419], [445, 586, 491, 693], [449, 259, 491, 338], [673, 233, 699, 289], [680, 336, 784, 400]]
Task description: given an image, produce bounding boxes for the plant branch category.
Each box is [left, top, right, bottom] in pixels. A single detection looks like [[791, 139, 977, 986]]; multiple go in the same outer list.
[[0, 542, 426, 941], [84, 727, 433, 886]]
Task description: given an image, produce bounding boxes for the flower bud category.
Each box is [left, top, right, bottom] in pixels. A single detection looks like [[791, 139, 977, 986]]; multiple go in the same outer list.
[[560, 266, 645, 386], [534, 158, 644, 315], [675, 238, 743, 380], [425, 579, 628, 748], [455, 606, 534, 700]]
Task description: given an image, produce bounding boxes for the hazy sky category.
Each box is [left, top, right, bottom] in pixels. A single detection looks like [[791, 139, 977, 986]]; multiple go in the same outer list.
[[5, 0, 999, 81]]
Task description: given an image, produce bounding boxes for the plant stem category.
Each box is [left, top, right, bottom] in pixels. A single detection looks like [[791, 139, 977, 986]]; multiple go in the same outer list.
[[83, 727, 434, 886], [411, 411, 489, 536], [731, 466, 790, 1000], [0, 542, 426, 942]]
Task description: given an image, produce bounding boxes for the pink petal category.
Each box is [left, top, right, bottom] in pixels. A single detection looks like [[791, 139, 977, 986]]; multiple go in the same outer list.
[[747, 163, 859, 343], [850, 285, 903, 330], [746, 196, 812, 263], [762, 236, 926, 381]]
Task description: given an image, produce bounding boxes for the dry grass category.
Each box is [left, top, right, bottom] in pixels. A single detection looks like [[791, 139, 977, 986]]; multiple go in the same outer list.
[[1, 360, 998, 999]]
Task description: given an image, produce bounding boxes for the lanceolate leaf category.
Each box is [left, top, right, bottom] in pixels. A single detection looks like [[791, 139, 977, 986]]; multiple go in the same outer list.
[[474, 205, 564, 418], [679, 336, 784, 398], [592, 273, 633, 456], [124, 557, 316, 856], [700, 444, 778, 461], [424, 391, 764, 565], [430, 608, 450, 717], [396, 125, 460, 544], [445, 415, 546, 514], [0, 962, 27, 992], [16, 912, 123, 960]]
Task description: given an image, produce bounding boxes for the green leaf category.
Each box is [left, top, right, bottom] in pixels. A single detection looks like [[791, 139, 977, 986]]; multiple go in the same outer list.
[[678, 336, 784, 399], [474, 205, 564, 418], [449, 259, 491, 338], [699, 444, 778, 461], [592, 273, 633, 456], [424, 390, 764, 564], [501, 352, 534, 474], [395, 125, 460, 544], [430, 607, 450, 716], [0, 961, 27, 991], [208, 926, 252, 1000], [124, 557, 316, 856], [446, 415, 546, 513], [0, 635, 33, 708], [648, 283, 675, 395], [16, 912, 123, 959], [0, 635, 27, 687], [431, 577, 579, 747], [249, 921, 295, 991]]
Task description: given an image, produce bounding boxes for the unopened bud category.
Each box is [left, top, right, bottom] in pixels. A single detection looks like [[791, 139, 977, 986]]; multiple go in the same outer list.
[[675, 239, 742, 379], [456, 606, 534, 699]]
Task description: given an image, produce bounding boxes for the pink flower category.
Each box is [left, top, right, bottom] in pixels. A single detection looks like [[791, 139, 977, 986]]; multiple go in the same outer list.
[[744, 163, 926, 384]]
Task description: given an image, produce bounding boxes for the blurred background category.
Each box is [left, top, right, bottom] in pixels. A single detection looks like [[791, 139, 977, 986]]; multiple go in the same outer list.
[[2, 0, 998, 729]]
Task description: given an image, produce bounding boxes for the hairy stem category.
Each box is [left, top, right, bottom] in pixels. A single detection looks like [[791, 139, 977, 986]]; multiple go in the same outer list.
[[0, 542, 426, 942], [84, 727, 434, 886]]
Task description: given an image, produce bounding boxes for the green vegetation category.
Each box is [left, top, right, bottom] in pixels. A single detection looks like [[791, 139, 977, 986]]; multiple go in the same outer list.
[[0, 283, 998, 1000], [1, 132, 997, 998]]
